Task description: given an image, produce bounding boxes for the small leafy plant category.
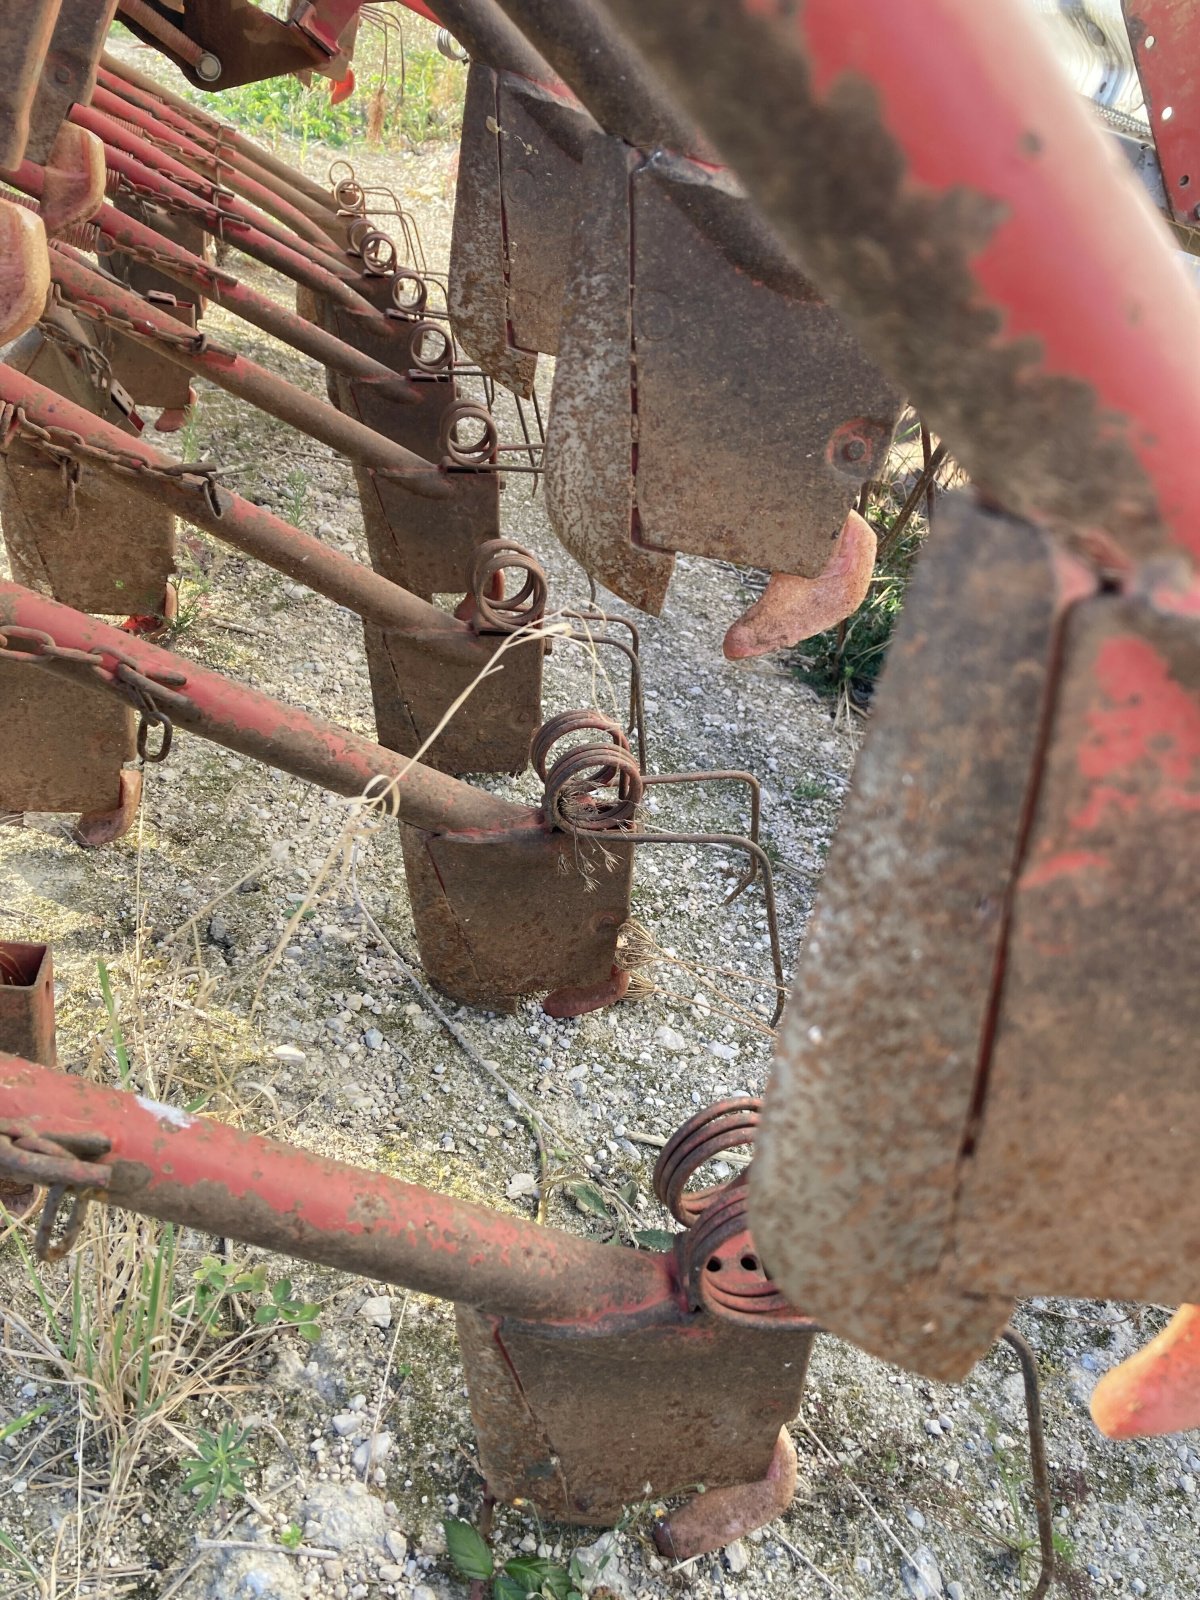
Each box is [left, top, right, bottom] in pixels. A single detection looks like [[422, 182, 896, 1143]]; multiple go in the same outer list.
[[183, 1255, 321, 1342], [182, 1423, 256, 1511], [445, 1520, 584, 1600], [253, 1276, 322, 1342]]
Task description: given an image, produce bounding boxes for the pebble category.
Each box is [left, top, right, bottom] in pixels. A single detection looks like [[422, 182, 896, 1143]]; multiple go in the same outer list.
[[901, 1545, 944, 1599], [384, 1531, 407, 1562], [331, 1413, 360, 1437], [724, 1539, 749, 1574], [708, 1041, 738, 1061], [905, 1507, 927, 1530], [506, 1172, 539, 1199], [1132, 1583, 1147, 1597], [377, 1565, 406, 1583], [654, 1025, 686, 1052], [273, 1044, 306, 1064], [363, 1028, 384, 1051], [411, 1588, 438, 1600], [1181, 1473, 1196, 1495], [352, 1433, 392, 1471], [358, 1296, 392, 1329], [854, 1556, 872, 1576], [947, 1584, 964, 1600]]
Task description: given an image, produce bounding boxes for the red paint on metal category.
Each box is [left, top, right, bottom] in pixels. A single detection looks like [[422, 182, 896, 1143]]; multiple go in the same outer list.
[[1019, 849, 1110, 890], [789, 0, 1200, 564], [0, 1053, 673, 1327], [1125, 2, 1200, 224], [1068, 635, 1200, 830]]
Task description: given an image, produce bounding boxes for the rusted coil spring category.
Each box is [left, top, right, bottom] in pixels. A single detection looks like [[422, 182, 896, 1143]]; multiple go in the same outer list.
[[470, 539, 547, 634], [356, 229, 397, 276], [409, 318, 453, 373], [391, 273, 429, 318], [532, 711, 643, 833], [439, 400, 498, 466], [331, 173, 367, 215], [651, 1099, 795, 1320]]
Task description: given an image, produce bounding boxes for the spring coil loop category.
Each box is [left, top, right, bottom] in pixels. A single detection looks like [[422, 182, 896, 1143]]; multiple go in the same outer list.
[[533, 711, 643, 833], [390, 272, 429, 318], [436, 27, 469, 61], [652, 1097, 761, 1225], [470, 539, 547, 633], [682, 1187, 794, 1319], [408, 319, 453, 372], [358, 230, 397, 276], [439, 400, 498, 466]]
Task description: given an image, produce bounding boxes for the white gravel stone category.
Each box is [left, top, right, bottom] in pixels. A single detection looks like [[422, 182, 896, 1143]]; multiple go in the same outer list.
[[352, 1433, 392, 1471], [357, 1296, 393, 1329], [653, 1025, 686, 1052], [901, 1545, 944, 1599], [724, 1539, 749, 1574]]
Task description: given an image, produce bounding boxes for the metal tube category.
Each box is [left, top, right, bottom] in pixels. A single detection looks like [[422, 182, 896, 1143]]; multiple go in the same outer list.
[[591, 0, 1200, 573], [0, 581, 524, 835], [98, 51, 341, 216], [80, 139, 378, 315], [47, 246, 446, 489], [94, 65, 347, 242], [0, 1053, 673, 1325], [0, 361, 457, 630], [72, 101, 353, 277], [89, 81, 341, 255], [9, 161, 412, 390]]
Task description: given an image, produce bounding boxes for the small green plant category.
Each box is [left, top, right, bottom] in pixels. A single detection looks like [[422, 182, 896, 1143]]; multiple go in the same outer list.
[[792, 777, 831, 803], [252, 1276, 322, 1342], [284, 466, 309, 526], [279, 1523, 305, 1551], [445, 1519, 582, 1600], [98, 958, 133, 1088], [182, 1422, 255, 1512]]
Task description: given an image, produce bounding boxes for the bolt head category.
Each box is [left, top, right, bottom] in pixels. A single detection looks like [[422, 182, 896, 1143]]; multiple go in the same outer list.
[[842, 438, 867, 463], [53, 64, 72, 85]]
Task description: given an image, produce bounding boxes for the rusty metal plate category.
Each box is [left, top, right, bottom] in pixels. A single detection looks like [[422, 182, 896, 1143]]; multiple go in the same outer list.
[[632, 158, 900, 575], [448, 63, 539, 399], [401, 819, 632, 1011], [320, 304, 503, 599], [954, 593, 1200, 1304], [0, 942, 57, 1068], [0, 657, 135, 813], [0, 0, 61, 169], [25, 0, 117, 165], [100, 296, 195, 413], [117, 0, 317, 91], [102, 193, 211, 317], [748, 496, 1076, 1383], [364, 622, 542, 776], [544, 133, 674, 614], [1, 327, 175, 614], [497, 76, 587, 357], [458, 1304, 814, 1524]]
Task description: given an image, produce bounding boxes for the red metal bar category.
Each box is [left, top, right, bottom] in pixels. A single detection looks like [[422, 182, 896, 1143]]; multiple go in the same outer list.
[[592, 0, 1200, 577], [52, 140, 373, 316], [8, 160, 408, 386], [98, 51, 341, 217], [0, 581, 524, 837], [94, 65, 347, 242], [72, 100, 352, 276], [0, 361, 465, 630], [0, 1052, 671, 1327], [47, 246, 446, 489], [88, 80, 341, 254]]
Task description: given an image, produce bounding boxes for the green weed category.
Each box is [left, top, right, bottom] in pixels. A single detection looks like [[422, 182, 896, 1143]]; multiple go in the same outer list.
[[181, 1422, 256, 1512]]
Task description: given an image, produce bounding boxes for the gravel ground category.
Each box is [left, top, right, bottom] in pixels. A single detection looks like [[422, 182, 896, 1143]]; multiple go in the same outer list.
[[1, 72, 1198, 1600]]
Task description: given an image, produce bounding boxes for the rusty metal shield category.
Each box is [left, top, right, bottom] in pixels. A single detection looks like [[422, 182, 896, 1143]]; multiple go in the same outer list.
[[401, 820, 632, 1011], [447, 63, 539, 399], [0, 324, 175, 616], [748, 496, 1071, 1382], [545, 139, 899, 612], [0, 655, 137, 816], [0, 942, 56, 1068]]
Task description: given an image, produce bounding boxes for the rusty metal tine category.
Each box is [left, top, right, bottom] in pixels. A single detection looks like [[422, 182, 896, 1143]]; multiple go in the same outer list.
[[561, 629, 647, 770], [513, 392, 537, 490], [46, 245, 446, 488], [640, 772, 762, 899], [1000, 1329, 1056, 1600], [876, 441, 948, 565], [632, 832, 785, 1024]]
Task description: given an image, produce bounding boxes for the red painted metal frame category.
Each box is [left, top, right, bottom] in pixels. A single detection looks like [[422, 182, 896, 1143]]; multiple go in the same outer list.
[[1124, 1, 1200, 225], [592, 0, 1200, 583], [0, 1052, 669, 1323]]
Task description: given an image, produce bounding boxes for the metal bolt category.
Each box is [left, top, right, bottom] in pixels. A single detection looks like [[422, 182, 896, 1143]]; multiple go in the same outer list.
[[196, 52, 222, 82], [841, 438, 867, 463], [53, 65, 72, 85]]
